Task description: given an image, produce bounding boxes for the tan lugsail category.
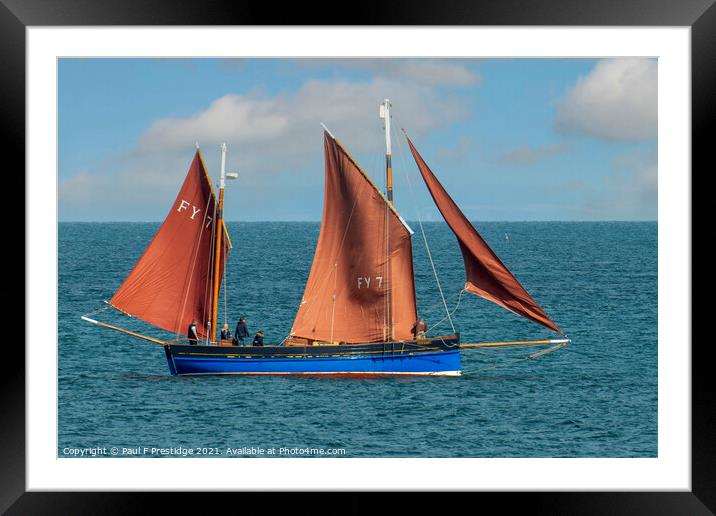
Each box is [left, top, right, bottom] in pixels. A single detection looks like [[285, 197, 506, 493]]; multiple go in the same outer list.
[[406, 136, 562, 334], [110, 151, 231, 338], [291, 131, 418, 343]]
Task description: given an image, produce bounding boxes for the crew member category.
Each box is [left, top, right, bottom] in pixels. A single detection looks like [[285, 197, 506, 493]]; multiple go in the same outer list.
[[220, 323, 231, 341], [252, 330, 265, 347], [234, 317, 249, 345], [188, 320, 199, 345]]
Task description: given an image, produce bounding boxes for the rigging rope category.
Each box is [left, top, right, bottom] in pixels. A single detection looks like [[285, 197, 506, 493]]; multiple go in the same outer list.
[[81, 304, 110, 320], [413, 289, 462, 319], [202, 196, 219, 345], [427, 289, 465, 335], [176, 193, 213, 341], [325, 178, 361, 342], [223, 225, 228, 335], [295, 132, 366, 342], [460, 342, 567, 376], [392, 119, 455, 334], [384, 156, 390, 341]]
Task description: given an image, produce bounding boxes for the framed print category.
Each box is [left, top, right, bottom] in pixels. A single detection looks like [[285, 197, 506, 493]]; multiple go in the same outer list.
[[7, 0, 710, 513]]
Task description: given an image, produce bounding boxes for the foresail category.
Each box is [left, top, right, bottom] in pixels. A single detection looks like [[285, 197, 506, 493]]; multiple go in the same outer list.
[[290, 131, 418, 343], [406, 136, 562, 334], [110, 150, 230, 338]]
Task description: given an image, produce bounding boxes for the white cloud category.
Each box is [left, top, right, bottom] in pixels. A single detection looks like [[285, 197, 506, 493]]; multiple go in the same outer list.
[[139, 76, 470, 159], [61, 74, 473, 220], [139, 95, 290, 151], [555, 58, 657, 142], [297, 58, 481, 87], [382, 60, 479, 86]]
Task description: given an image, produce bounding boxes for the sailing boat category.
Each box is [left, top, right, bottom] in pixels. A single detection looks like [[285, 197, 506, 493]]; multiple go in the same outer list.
[[82, 99, 569, 376]]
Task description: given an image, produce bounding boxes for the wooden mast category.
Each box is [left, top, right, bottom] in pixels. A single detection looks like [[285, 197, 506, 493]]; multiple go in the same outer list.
[[210, 143, 227, 343], [380, 99, 394, 340]]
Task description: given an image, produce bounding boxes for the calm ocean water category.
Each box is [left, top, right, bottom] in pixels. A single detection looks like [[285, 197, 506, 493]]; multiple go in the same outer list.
[[59, 221, 657, 458]]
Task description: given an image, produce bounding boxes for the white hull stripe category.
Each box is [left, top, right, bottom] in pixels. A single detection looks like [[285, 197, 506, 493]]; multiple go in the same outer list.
[[177, 370, 461, 377]]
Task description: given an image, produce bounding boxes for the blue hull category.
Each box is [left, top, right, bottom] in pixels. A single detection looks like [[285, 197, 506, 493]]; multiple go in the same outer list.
[[164, 341, 461, 377]]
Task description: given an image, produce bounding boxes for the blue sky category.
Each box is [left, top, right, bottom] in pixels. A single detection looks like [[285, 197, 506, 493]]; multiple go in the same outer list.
[[59, 58, 657, 221]]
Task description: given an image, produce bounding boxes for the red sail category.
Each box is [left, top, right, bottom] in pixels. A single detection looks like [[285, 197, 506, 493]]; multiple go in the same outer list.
[[291, 131, 418, 343], [406, 136, 562, 334], [110, 151, 231, 338]]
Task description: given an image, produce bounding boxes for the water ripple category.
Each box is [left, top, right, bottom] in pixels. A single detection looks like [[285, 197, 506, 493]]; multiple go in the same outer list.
[[59, 221, 657, 458]]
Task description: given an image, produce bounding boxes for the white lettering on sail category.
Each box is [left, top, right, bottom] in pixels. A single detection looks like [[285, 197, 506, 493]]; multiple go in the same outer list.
[[357, 276, 385, 289], [177, 200, 212, 228]]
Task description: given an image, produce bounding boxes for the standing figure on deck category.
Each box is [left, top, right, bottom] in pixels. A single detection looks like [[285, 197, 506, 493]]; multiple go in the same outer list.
[[411, 318, 428, 339], [234, 317, 249, 345], [252, 330, 264, 347], [188, 320, 199, 345]]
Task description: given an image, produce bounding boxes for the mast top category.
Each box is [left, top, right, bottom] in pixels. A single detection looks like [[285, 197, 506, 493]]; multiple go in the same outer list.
[[219, 142, 227, 190], [379, 99, 393, 204], [379, 99, 392, 156]]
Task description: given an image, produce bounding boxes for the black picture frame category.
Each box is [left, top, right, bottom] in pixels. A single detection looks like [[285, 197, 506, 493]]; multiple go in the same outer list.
[[7, 1, 708, 513]]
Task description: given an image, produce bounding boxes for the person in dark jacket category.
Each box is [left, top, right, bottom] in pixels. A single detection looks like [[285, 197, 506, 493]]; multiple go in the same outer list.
[[220, 324, 231, 341], [252, 330, 264, 347], [234, 317, 249, 345], [188, 320, 199, 345]]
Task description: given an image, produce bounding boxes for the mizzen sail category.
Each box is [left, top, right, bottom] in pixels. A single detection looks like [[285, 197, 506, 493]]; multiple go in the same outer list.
[[406, 136, 562, 334], [290, 131, 418, 343], [110, 151, 230, 338]]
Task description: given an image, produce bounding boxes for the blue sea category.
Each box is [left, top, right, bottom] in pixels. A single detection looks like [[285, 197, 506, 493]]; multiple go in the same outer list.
[[58, 221, 657, 458]]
